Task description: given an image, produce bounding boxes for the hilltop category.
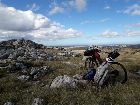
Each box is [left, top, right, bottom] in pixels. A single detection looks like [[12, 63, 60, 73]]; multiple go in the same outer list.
[[0, 39, 140, 105]]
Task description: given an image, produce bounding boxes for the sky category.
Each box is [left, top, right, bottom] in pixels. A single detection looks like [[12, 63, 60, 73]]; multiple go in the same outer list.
[[0, 0, 140, 46]]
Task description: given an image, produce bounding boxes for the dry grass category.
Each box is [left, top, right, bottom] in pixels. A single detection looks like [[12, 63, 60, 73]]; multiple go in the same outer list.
[[0, 48, 140, 105]]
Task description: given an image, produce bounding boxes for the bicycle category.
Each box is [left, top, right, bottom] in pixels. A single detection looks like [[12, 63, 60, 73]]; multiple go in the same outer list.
[[94, 50, 128, 87]]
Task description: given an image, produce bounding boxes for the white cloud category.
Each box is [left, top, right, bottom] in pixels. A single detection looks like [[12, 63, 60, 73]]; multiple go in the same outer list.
[[0, 4, 81, 41], [0, 30, 34, 40], [51, 0, 87, 14], [124, 22, 140, 29], [127, 30, 140, 36], [0, 5, 50, 31], [29, 27, 81, 40], [123, 22, 140, 36], [81, 18, 110, 24], [104, 6, 111, 10], [48, 6, 64, 15], [75, 0, 87, 12], [101, 30, 119, 37], [124, 4, 140, 15]]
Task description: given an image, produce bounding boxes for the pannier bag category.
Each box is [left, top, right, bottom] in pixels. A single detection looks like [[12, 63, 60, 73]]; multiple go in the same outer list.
[[94, 62, 110, 86], [83, 68, 96, 80]]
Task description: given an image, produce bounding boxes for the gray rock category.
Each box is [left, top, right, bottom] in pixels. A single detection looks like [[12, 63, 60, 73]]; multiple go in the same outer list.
[[32, 98, 45, 105], [30, 68, 40, 76], [73, 74, 83, 80], [0, 66, 8, 71], [21, 69, 28, 74], [47, 56, 54, 61], [30, 66, 51, 80], [17, 75, 30, 81], [17, 56, 24, 61], [136, 70, 140, 75], [0, 53, 9, 59], [8, 53, 17, 60], [15, 62, 26, 69], [50, 75, 77, 88], [4, 102, 14, 105], [33, 72, 41, 80], [6, 61, 26, 72], [8, 54, 14, 59], [32, 81, 40, 85]]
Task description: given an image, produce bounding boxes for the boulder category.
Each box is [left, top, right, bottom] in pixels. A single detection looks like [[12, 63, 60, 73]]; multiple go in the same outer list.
[[50, 75, 77, 88]]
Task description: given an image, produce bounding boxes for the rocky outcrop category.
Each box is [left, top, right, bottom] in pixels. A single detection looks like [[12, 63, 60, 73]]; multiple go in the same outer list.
[[17, 66, 53, 81], [0, 39, 55, 81], [0, 39, 56, 62]]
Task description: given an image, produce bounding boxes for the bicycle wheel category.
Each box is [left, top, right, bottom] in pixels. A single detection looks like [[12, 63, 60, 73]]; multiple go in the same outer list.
[[108, 62, 127, 84]]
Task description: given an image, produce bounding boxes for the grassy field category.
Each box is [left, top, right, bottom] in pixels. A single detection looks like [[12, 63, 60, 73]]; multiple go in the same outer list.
[[0, 48, 140, 105]]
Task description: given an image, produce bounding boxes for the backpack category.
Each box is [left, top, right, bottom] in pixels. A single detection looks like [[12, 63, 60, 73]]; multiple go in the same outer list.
[[84, 49, 92, 56], [94, 62, 110, 86], [83, 68, 96, 80]]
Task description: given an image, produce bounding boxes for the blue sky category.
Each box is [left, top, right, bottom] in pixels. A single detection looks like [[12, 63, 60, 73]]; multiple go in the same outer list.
[[0, 0, 140, 45]]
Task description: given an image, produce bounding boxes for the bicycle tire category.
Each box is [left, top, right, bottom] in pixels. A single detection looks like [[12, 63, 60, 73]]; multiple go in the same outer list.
[[109, 62, 128, 84]]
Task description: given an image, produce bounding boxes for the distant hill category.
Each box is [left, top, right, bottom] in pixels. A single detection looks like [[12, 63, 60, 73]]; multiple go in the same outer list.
[[128, 44, 140, 49]]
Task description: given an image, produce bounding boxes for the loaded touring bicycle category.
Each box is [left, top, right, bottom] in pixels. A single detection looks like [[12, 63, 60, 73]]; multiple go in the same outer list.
[[83, 49, 128, 87]]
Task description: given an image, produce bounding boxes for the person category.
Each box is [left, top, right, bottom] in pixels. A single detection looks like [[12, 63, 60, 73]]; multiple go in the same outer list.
[[91, 46, 102, 67], [82, 47, 92, 67], [83, 46, 102, 68]]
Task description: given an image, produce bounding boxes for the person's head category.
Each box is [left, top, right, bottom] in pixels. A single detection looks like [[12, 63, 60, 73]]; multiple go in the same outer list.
[[94, 46, 101, 52]]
